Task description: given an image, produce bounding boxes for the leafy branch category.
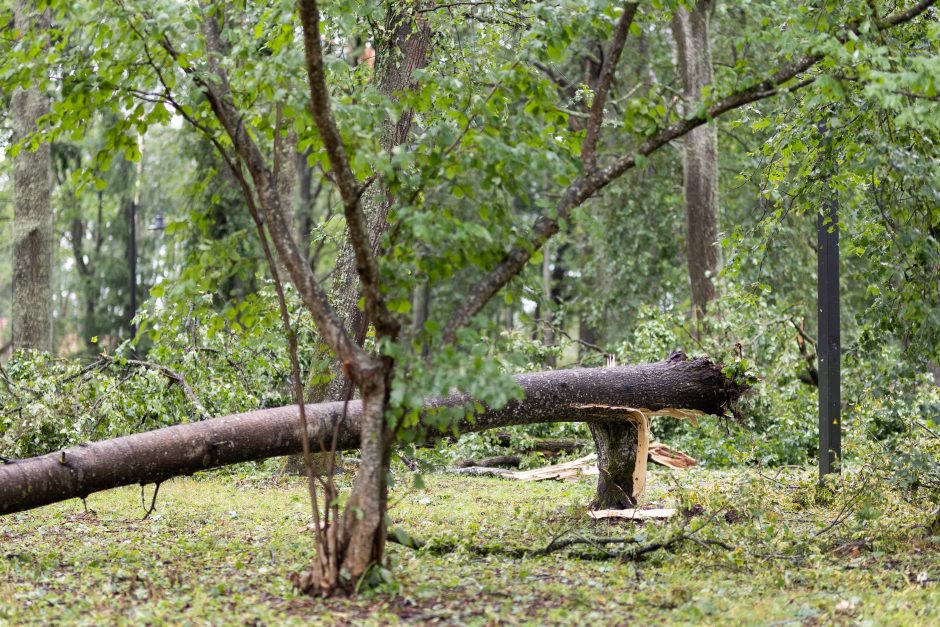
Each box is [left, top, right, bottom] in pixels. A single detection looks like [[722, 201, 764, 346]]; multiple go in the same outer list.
[[440, 0, 937, 345]]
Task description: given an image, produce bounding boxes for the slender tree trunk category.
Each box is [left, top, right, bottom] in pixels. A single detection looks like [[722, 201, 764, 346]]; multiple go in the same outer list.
[[542, 243, 556, 366], [296, 150, 318, 262], [673, 0, 720, 318], [126, 196, 137, 339], [412, 278, 430, 355], [11, 1, 53, 353], [69, 211, 99, 352], [320, 4, 431, 396], [273, 119, 298, 275], [288, 5, 433, 479]]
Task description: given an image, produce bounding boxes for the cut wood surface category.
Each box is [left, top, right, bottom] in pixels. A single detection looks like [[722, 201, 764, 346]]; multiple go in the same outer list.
[[0, 354, 745, 515]]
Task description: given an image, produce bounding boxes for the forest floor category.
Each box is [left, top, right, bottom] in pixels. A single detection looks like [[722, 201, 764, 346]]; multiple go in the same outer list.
[[1, 464, 938, 625]]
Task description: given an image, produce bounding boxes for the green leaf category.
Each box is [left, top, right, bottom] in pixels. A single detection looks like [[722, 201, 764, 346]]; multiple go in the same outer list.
[[388, 298, 412, 314]]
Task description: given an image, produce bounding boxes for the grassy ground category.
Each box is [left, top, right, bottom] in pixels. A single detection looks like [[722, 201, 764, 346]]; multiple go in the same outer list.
[[1, 464, 938, 626]]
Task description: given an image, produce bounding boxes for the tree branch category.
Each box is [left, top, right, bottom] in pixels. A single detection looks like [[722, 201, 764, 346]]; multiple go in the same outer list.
[[155, 8, 374, 380], [94, 356, 210, 419], [298, 0, 399, 341], [582, 2, 639, 170], [440, 0, 936, 344]]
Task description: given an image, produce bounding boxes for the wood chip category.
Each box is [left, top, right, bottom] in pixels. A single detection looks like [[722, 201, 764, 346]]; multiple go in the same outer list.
[[648, 442, 697, 469]]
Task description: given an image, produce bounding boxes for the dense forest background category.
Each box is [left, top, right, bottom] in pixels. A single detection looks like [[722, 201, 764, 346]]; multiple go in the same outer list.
[[2, 1, 936, 466], [0, 0, 938, 602]]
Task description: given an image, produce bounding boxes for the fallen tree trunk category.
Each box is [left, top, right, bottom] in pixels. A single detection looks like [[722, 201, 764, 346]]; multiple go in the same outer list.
[[0, 353, 745, 515], [490, 432, 587, 454]]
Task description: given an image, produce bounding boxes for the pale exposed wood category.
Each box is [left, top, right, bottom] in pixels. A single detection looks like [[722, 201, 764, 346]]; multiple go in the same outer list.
[[511, 454, 600, 481], [478, 439, 696, 483], [648, 442, 697, 469], [589, 508, 676, 521]]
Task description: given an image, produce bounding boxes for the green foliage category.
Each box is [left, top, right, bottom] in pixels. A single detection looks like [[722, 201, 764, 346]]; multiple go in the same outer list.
[[0, 281, 320, 459]]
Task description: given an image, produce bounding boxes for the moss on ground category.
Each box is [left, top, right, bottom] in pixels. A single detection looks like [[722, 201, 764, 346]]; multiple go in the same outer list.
[[1, 466, 938, 625]]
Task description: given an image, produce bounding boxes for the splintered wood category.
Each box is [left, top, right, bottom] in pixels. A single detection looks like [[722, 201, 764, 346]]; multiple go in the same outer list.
[[450, 442, 696, 480], [570, 404, 704, 427], [589, 508, 677, 521], [648, 442, 697, 469], [512, 454, 600, 480]]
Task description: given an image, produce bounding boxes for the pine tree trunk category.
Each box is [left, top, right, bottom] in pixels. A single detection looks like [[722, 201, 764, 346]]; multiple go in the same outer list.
[[0, 355, 746, 517], [11, 1, 53, 353], [673, 0, 720, 318]]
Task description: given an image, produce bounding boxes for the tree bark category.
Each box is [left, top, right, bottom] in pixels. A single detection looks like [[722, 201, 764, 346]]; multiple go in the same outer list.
[[290, 3, 432, 484], [0, 354, 746, 516], [673, 0, 720, 318], [11, 1, 53, 353], [589, 418, 647, 509], [318, 5, 432, 398]]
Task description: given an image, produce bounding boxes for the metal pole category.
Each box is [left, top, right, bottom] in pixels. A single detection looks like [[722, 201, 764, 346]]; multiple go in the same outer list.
[[817, 121, 841, 480], [129, 199, 137, 340], [129, 137, 144, 343]]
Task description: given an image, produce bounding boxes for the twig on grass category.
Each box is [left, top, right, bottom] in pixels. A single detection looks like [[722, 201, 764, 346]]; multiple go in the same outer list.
[[390, 507, 733, 562], [140, 481, 162, 520], [535, 535, 641, 556]]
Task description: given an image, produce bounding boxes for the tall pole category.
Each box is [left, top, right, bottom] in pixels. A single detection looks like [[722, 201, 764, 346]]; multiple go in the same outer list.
[[128, 135, 144, 342], [129, 198, 137, 339], [817, 119, 841, 480]]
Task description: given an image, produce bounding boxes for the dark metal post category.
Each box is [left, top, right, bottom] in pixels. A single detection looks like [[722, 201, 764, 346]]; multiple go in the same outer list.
[[129, 199, 137, 340], [817, 122, 841, 479]]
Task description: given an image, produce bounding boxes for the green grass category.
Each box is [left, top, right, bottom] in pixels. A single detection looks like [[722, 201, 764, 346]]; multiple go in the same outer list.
[[2, 465, 938, 625]]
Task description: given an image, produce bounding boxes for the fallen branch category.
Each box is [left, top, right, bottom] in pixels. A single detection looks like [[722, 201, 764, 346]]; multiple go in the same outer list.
[[75, 356, 211, 419], [456, 455, 521, 469], [536, 535, 641, 556], [589, 508, 676, 521], [390, 510, 730, 562]]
